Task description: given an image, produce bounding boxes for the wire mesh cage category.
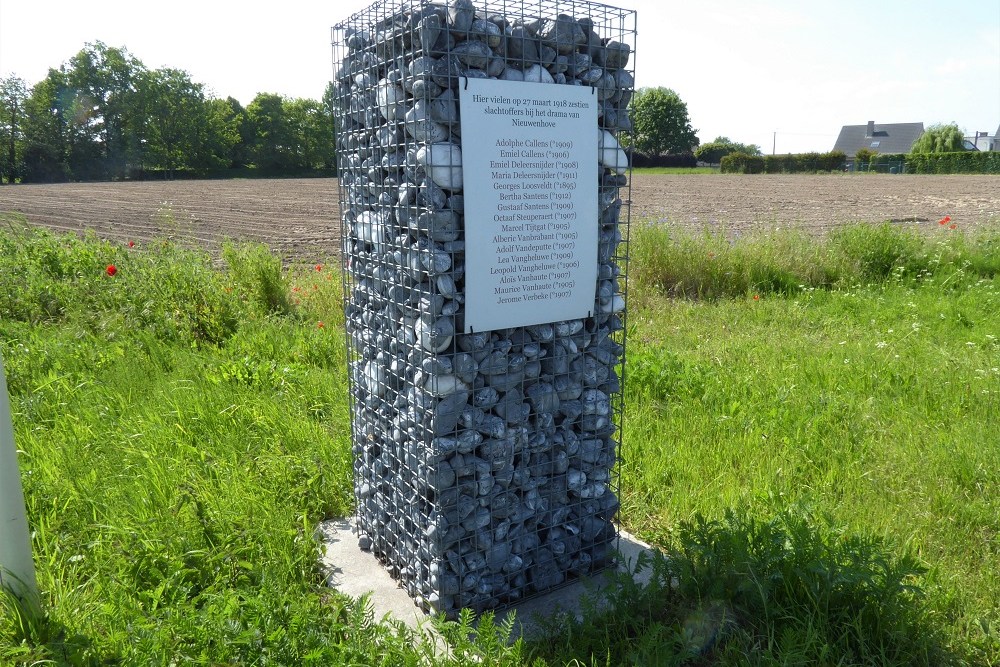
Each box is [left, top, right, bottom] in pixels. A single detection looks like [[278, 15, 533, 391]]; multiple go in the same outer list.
[[332, 0, 635, 616]]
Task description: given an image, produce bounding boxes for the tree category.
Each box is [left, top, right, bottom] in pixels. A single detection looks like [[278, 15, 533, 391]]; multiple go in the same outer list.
[[0, 75, 29, 183], [66, 42, 147, 178], [628, 87, 698, 156], [141, 68, 208, 174], [203, 97, 244, 169], [694, 136, 761, 164], [21, 68, 73, 182], [910, 123, 966, 154], [284, 98, 335, 169], [246, 93, 293, 170]]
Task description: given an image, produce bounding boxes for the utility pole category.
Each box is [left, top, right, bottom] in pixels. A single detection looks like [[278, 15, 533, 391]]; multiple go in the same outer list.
[[0, 351, 40, 621], [773, 131, 776, 155]]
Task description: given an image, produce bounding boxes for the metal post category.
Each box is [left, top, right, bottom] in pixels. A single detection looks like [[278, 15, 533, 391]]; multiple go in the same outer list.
[[0, 351, 41, 620]]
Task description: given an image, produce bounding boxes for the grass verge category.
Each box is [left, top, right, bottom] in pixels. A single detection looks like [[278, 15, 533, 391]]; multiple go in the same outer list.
[[631, 167, 719, 175], [1, 215, 997, 664]]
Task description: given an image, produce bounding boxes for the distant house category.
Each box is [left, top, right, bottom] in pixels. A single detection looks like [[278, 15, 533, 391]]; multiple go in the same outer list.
[[965, 126, 1000, 151], [833, 120, 925, 157]]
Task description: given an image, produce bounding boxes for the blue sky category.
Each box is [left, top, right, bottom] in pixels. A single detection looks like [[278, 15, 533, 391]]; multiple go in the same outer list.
[[2, 0, 998, 154]]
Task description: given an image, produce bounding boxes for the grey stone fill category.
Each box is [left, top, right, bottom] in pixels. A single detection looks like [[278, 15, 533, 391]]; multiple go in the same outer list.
[[334, 0, 632, 617]]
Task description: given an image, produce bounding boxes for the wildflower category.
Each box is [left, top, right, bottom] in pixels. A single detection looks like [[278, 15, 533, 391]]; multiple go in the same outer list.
[[753, 294, 760, 301], [317, 321, 325, 329], [949, 223, 957, 230], [316, 264, 323, 272], [106, 264, 117, 277], [938, 215, 951, 225], [128, 240, 135, 248]]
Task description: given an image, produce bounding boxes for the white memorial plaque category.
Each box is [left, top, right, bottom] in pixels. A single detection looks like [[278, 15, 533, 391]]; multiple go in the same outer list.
[[458, 78, 598, 333]]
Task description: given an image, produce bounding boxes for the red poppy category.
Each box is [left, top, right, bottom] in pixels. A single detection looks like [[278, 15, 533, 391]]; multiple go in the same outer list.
[[317, 321, 325, 329], [938, 216, 951, 225], [949, 223, 957, 230], [315, 264, 323, 272], [753, 294, 760, 301], [106, 264, 117, 277], [128, 240, 135, 248]]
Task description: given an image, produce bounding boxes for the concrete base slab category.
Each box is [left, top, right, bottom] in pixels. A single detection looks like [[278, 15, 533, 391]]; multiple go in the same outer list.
[[318, 517, 656, 637]]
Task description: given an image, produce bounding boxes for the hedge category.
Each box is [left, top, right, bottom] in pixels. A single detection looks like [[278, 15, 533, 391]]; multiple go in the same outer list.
[[723, 150, 1000, 175], [631, 152, 698, 168], [720, 151, 846, 174], [867, 151, 1000, 175], [719, 152, 765, 174]]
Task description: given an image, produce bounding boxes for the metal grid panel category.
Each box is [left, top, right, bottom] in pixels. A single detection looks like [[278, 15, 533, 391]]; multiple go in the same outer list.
[[333, 0, 634, 616]]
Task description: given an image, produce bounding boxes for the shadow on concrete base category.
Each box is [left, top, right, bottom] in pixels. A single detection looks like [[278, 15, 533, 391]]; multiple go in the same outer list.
[[318, 517, 656, 638]]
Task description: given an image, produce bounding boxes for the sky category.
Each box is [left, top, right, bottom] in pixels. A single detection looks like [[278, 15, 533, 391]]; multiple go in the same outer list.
[[1, 0, 998, 154]]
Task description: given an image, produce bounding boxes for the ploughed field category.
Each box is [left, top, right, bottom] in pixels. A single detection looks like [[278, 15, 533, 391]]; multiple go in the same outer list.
[[1, 174, 998, 262]]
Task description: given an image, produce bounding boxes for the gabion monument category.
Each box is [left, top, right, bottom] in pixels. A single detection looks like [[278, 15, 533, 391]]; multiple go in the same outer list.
[[333, 0, 634, 615]]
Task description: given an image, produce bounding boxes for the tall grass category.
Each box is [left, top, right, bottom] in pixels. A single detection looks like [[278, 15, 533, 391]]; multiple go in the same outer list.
[[630, 220, 1000, 299], [621, 221, 999, 665], [0, 220, 516, 664], [1, 215, 998, 664]]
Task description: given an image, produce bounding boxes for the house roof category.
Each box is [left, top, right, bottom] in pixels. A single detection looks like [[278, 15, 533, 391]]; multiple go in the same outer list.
[[833, 121, 925, 157]]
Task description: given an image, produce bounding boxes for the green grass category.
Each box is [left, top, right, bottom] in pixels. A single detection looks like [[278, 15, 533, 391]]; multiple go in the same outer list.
[[0, 218, 533, 664], [632, 167, 719, 175], [1, 214, 998, 665]]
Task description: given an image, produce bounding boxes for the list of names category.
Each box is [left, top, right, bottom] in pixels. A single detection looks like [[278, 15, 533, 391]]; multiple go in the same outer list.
[[459, 78, 598, 333]]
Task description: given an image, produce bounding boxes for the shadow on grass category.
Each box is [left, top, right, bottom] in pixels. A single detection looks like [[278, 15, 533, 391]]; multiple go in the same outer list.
[[524, 509, 960, 666]]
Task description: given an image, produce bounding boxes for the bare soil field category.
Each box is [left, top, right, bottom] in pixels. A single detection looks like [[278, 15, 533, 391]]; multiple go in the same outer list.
[[627, 173, 1000, 235], [1, 174, 997, 262], [0, 179, 342, 264]]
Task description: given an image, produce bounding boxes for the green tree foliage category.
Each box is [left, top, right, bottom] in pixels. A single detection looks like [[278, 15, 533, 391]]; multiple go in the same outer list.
[[910, 123, 966, 154], [21, 68, 75, 183], [694, 136, 762, 164], [142, 68, 210, 173], [204, 97, 244, 168], [246, 93, 292, 170], [11, 43, 333, 181], [628, 87, 698, 156], [0, 75, 29, 183], [285, 98, 335, 169], [67, 42, 147, 178], [246, 94, 334, 170]]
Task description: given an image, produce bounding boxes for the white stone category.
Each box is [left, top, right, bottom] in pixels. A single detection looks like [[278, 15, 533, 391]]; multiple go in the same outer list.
[[354, 211, 387, 248], [417, 143, 463, 191], [404, 101, 449, 143], [376, 78, 407, 121], [523, 64, 555, 84], [598, 130, 628, 175], [423, 374, 469, 397]]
